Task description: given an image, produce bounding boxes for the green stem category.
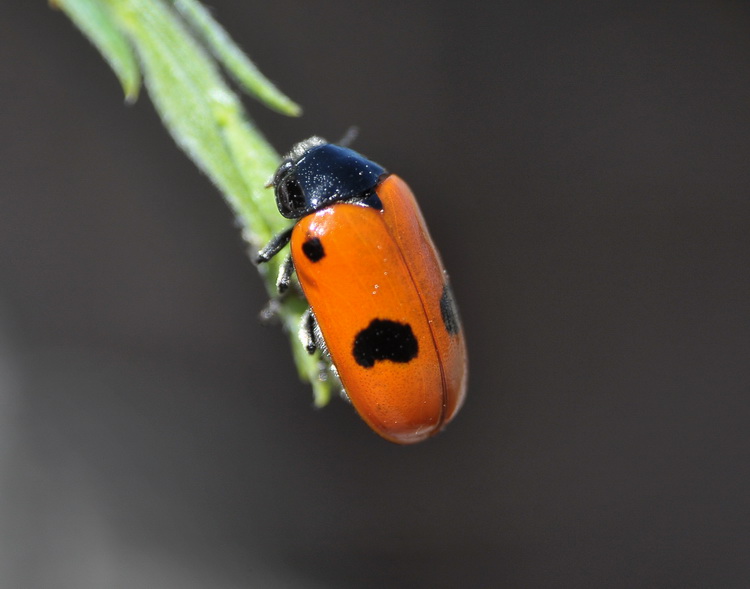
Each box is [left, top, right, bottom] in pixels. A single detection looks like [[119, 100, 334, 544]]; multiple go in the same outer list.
[[53, 0, 334, 407]]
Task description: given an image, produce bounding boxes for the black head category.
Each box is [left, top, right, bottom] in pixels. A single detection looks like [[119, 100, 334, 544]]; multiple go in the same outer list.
[[272, 137, 388, 219]]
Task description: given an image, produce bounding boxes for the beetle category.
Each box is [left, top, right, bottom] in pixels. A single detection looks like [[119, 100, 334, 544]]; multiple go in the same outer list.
[[256, 137, 467, 444]]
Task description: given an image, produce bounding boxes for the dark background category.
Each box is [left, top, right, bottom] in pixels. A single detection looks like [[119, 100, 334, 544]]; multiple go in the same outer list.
[[2, 1, 749, 587]]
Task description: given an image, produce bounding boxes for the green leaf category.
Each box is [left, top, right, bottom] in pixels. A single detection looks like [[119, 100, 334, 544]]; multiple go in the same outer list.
[[53, 0, 140, 100], [173, 0, 302, 116], [55, 0, 335, 406], [111, 0, 273, 241]]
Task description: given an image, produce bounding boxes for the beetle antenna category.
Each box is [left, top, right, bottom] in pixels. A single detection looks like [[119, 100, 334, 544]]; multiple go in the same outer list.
[[338, 126, 359, 147]]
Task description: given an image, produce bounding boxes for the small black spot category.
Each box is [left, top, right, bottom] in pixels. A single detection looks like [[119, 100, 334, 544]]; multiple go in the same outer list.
[[440, 283, 461, 335], [302, 237, 325, 262], [353, 319, 419, 368]]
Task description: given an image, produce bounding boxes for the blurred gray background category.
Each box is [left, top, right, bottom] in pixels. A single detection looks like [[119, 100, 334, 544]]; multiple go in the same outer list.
[[2, 1, 750, 587]]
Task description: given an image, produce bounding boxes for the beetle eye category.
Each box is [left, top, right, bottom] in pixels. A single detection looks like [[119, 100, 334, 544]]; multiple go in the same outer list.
[[277, 177, 306, 218]]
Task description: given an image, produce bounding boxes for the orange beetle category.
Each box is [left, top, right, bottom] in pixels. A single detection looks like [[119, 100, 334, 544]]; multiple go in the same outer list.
[[257, 138, 467, 444]]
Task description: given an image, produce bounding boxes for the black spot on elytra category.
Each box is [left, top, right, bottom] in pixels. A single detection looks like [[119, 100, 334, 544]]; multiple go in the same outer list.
[[440, 283, 461, 335], [353, 319, 418, 368], [302, 237, 325, 262]]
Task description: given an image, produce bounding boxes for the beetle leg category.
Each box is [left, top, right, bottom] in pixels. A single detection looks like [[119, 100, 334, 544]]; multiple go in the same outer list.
[[255, 226, 294, 264], [258, 298, 281, 324], [337, 126, 359, 148], [299, 307, 318, 355], [276, 254, 295, 294], [299, 308, 330, 355]]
